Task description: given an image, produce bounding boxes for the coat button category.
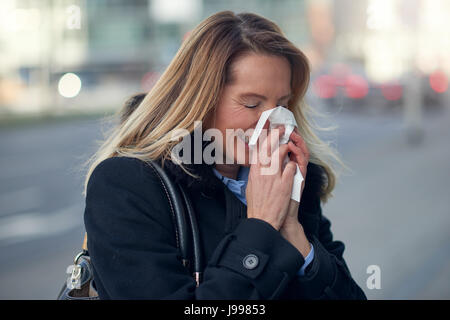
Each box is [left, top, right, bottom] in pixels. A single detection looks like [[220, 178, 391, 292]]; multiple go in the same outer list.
[[242, 254, 259, 270]]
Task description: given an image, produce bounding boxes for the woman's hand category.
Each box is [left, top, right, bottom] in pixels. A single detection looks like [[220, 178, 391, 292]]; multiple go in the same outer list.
[[282, 127, 310, 226], [246, 124, 298, 231], [279, 127, 311, 258]]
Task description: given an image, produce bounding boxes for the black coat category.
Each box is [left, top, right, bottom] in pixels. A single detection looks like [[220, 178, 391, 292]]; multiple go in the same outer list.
[[84, 155, 367, 300]]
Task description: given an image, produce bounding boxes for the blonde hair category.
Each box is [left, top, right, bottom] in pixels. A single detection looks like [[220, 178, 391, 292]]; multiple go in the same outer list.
[[81, 11, 350, 204]]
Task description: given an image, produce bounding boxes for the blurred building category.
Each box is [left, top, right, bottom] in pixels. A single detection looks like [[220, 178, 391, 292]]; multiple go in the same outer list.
[[312, 0, 449, 113], [0, 0, 154, 115], [0, 0, 448, 118]]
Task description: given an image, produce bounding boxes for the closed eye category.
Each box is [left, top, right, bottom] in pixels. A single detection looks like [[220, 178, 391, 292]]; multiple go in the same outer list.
[[244, 102, 260, 109], [245, 103, 287, 109]]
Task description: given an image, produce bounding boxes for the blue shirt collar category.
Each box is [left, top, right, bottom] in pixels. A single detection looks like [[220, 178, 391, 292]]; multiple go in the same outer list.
[[212, 166, 250, 205]]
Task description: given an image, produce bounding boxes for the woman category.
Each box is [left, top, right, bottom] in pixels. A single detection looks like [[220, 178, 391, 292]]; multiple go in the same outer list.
[[82, 11, 367, 300]]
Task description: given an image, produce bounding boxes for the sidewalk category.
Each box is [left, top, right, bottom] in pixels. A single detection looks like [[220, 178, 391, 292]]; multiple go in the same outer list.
[[322, 107, 450, 299]]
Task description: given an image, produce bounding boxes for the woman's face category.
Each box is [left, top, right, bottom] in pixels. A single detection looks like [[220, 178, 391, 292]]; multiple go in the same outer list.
[[208, 53, 292, 167]]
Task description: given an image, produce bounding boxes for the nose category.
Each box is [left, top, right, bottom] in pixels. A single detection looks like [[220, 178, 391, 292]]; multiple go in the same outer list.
[[262, 103, 277, 113], [253, 104, 279, 131], [256, 104, 276, 119]]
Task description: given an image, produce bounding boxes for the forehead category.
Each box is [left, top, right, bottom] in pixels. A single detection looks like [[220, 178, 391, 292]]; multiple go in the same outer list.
[[227, 53, 291, 93]]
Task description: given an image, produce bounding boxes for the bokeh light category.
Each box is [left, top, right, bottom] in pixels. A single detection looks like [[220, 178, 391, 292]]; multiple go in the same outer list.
[[429, 70, 448, 93], [57, 73, 82, 98], [345, 75, 369, 99], [380, 82, 403, 101], [312, 75, 336, 99]]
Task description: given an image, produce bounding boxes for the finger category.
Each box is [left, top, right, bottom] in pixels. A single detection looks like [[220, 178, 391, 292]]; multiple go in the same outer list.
[[258, 125, 284, 167], [274, 143, 290, 175], [250, 119, 269, 167], [250, 119, 269, 163], [281, 160, 297, 187], [288, 141, 307, 178], [270, 126, 287, 173], [269, 125, 285, 156], [258, 128, 271, 167], [288, 141, 308, 167], [290, 130, 309, 159], [289, 130, 310, 160]]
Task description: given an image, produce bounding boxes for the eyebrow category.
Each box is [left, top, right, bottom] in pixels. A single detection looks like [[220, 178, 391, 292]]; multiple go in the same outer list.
[[238, 92, 292, 101]]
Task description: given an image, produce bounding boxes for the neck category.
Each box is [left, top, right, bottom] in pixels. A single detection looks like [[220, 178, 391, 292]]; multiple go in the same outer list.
[[214, 163, 240, 180]]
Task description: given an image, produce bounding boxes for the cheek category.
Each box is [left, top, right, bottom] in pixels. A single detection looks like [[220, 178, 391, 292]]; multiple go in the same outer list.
[[221, 109, 255, 144], [213, 102, 258, 162], [216, 105, 250, 128], [223, 110, 255, 164], [215, 106, 251, 140]]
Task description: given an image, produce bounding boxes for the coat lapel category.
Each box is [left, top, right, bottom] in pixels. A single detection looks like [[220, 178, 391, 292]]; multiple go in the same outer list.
[[223, 186, 247, 233]]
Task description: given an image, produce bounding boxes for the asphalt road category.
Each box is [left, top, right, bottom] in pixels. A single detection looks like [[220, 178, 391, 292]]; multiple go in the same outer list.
[[0, 106, 449, 299]]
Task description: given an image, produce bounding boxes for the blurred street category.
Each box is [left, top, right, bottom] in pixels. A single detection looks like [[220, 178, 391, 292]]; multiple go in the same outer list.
[[0, 117, 104, 299], [0, 106, 448, 299], [324, 106, 450, 300]]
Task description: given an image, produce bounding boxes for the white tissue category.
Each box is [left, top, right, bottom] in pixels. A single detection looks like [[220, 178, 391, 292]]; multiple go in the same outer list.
[[248, 106, 304, 202]]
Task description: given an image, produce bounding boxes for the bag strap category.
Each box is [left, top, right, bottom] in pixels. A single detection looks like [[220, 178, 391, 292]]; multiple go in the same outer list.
[[178, 184, 203, 285], [82, 233, 88, 251], [81, 159, 203, 286]]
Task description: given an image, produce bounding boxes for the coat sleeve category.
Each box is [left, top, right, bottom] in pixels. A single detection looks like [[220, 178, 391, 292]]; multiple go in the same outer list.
[[84, 157, 305, 300], [279, 195, 368, 300]]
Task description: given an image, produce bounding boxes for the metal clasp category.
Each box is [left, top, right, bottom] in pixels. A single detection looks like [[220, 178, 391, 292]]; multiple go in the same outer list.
[[73, 251, 85, 265], [66, 251, 85, 290], [67, 264, 82, 289]]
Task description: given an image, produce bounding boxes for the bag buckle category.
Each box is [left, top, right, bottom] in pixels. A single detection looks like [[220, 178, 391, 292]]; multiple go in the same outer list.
[[67, 264, 82, 289], [66, 251, 86, 290]]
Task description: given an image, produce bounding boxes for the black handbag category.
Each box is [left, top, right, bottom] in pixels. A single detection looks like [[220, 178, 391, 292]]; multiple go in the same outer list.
[[57, 159, 203, 299]]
